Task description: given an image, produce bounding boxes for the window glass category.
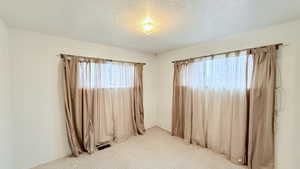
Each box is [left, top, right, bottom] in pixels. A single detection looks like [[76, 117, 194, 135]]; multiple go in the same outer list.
[[180, 51, 253, 90], [79, 62, 134, 89]]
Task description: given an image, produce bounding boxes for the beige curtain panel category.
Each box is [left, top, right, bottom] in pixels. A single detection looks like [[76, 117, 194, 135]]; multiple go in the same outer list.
[[171, 63, 186, 138], [62, 55, 145, 156], [172, 46, 277, 169], [247, 46, 277, 169], [133, 64, 146, 134]]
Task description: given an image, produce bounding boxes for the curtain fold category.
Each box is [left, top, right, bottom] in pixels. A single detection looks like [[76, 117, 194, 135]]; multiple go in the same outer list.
[[247, 46, 277, 169], [133, 63, 146, 134], [62, 56, 145, 156], [172, 63, 186, 137]]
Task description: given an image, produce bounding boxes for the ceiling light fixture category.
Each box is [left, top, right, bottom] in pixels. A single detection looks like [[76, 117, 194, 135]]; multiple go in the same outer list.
[[142, 16, 154, 34]]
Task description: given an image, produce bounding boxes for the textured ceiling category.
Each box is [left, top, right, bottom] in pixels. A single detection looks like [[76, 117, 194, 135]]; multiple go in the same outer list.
[[1, 0, 300, 54]]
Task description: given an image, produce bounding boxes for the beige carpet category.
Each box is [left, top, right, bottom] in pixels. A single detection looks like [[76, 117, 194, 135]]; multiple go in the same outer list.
[[32, 127, 247, 169]]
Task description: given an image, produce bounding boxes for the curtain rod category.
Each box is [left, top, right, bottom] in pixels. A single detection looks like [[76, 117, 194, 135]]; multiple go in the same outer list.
[[59, 53, 146, 65], [171, 43, 284, 63]]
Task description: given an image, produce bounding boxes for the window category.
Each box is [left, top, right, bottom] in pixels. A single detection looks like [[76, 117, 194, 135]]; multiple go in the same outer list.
[[180, 51, 253, 90], [79, 62, 134, 89]]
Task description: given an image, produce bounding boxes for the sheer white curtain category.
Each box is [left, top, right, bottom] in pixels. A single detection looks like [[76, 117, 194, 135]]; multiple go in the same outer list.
[[175, 51, 252, 165], [79, 61, 135, 145]]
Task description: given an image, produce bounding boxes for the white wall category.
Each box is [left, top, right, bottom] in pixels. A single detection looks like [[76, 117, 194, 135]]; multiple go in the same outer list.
[[156, 20, 300, 169], [9, 28, 159, 169], [0, 18, 13, 169], [6, 18, 300, 169]]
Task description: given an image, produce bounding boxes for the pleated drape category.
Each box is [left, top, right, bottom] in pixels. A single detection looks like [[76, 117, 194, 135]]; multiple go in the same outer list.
[[62, 56, 145, 156], [171, 63, 186, 138], [133, 63, 146, 134], [172, 46, 277, 168], [247, 46, 277, 169], [63, 57, 96, 156]]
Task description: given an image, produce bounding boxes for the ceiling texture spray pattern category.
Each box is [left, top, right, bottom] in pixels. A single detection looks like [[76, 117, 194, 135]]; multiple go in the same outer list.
[[1, 0, 300, 54]]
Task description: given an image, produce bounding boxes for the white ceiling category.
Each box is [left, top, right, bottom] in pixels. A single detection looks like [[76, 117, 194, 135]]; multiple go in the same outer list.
[[1, 0, 300, 54]]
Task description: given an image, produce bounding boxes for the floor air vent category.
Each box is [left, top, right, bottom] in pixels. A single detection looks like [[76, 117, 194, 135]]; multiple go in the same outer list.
[[96, 144, 111, 150]]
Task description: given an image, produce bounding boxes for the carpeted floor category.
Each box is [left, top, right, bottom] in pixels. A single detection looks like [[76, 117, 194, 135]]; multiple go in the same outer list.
[[32, 127, 247, 169]]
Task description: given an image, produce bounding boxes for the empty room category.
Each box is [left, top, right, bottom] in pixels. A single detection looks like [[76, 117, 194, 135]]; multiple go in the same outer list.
[[0, 0, 299, 169]]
